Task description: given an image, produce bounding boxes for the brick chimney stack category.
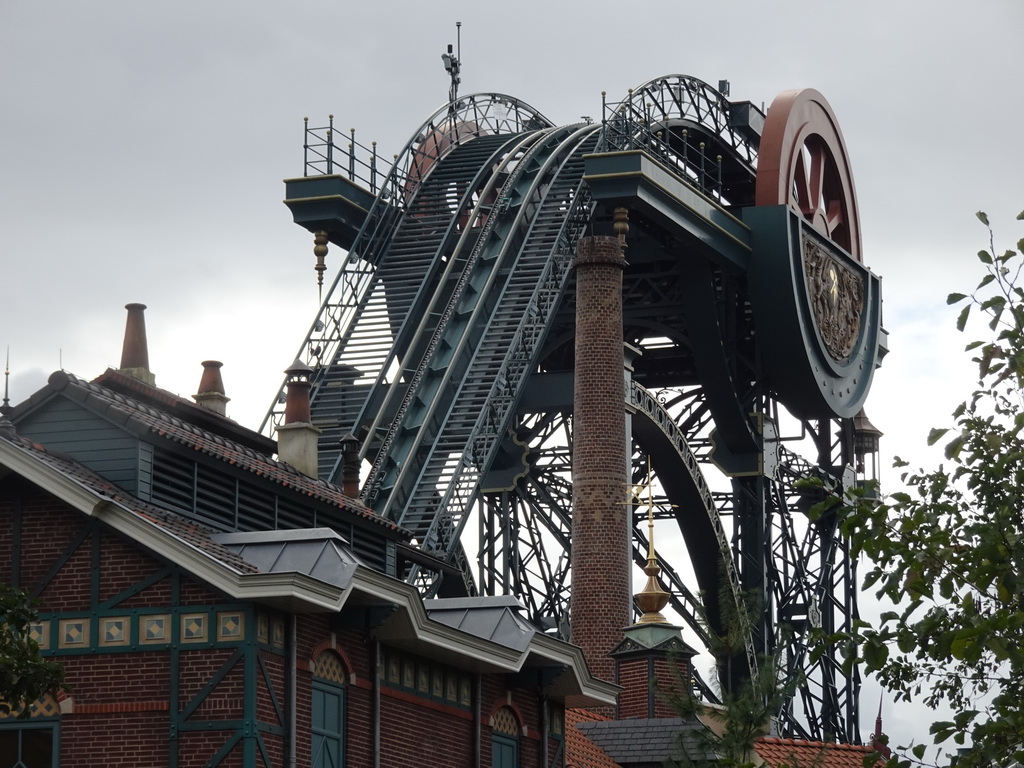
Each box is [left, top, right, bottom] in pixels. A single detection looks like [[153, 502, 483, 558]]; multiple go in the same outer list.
[[613, 500, 696, 719], [570, 227, 631, 685], [193, 361, 230, 416], [119, 303, 155, 386], [276, 359, 321, 478], [340, 433, 361, 499]]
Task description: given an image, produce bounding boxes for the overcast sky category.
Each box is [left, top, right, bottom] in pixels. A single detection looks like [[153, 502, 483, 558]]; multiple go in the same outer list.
[[2, 0, 1021, 754]]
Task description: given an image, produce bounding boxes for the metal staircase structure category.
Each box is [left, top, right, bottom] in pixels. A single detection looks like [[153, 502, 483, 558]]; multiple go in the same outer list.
[[269, 77, 886, 744]]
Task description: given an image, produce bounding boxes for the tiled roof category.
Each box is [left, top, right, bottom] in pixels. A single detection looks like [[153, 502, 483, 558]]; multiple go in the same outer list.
[[566, 708, 620, 768], [0, 426, 259, 575], [43, 370, 405, 535], [93, 368, 277, 454], [755, 736, 883, 768], [575, 716, 719, 766]]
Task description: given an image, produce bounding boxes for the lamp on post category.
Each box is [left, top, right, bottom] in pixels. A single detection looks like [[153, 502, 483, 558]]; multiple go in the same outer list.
[[852, 409, 883, 487]]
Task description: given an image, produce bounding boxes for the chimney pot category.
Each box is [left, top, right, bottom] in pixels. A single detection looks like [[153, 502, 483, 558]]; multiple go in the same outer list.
[[119, 303, 155, 386], [193, 360, 230, 416], [340, 433, 361, 498], [276, 358, 321, 477], [283, 359, 313, 425]]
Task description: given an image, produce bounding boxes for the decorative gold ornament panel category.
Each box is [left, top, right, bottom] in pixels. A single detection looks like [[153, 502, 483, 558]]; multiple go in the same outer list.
[[803, 233, 863, 362]]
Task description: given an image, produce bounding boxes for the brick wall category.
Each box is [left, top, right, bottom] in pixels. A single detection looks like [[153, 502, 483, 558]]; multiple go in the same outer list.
[[617, 655, 688, 719], [571, 235, 632, 686]]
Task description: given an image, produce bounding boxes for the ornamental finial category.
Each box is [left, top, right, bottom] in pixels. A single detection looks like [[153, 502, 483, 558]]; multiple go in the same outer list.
[[631, 456, 671, 624]]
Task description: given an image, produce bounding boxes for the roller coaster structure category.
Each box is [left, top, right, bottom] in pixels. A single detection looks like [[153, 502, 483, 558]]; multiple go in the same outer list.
[[269, 74, 887, 743]]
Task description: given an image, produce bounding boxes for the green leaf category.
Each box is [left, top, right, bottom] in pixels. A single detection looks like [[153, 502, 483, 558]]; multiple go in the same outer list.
[[927, 428, 948, 446], [862, 638, 888, 669], [947, 292, 968, 305], [978, 249, 993, 265], [977, 210, 990, 226], [957, 303, 971, 331], [944, 435, 965, 460]]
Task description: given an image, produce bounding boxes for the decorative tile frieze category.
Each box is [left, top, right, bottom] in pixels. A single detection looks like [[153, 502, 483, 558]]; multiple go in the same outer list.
[[140, 614, 170, 645], [99, 617, 130, 647], [58, 619, 88, 649], [29, 621, 50, 650], [181, 613, 207, 643], [271, 618, 285, 649], [217, 612, 243, 642]]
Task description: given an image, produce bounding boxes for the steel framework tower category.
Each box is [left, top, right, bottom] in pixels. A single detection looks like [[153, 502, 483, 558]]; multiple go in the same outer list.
[[268, 75, 886, 743]]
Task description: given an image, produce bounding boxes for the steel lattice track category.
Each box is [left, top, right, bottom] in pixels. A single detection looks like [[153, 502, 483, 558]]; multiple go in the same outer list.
[[279, 81, 863, 743]]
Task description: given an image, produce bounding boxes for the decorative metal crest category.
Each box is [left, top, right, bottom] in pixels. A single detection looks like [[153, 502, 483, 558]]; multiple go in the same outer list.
[[803, 233, 863, 362]]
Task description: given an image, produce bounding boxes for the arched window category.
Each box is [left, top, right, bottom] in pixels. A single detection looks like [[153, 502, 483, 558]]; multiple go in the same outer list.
[[312, 651, 347, 768], [492, 705, 520, 768]]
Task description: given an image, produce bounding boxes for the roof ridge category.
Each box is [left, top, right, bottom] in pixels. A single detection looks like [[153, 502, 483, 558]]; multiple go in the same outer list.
[[756, 735, 872, 750]]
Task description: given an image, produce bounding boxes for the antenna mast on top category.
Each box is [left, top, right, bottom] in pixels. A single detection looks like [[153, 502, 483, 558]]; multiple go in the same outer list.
[[441, 22, 462, 108], [1, 347, 10, 416]]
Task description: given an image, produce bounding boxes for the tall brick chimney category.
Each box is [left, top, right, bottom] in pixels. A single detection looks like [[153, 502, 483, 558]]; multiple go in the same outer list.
[[193, 360, 230, 416], [119, 303, 155, 386], [276, 359, 321, 477], [570, 227, 631, 685]]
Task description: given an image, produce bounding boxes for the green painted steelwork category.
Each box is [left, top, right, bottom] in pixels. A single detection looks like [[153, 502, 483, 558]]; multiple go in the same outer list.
[[583, 150, 752, 269], [284, 174, 383, 251], [744, 205, 885, 419]]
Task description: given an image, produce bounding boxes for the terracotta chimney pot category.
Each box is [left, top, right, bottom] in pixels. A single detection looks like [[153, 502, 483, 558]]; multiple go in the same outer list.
[[119, 303, 155, 386], [276, 359, 321, 478], [193, 360, 230, 416]]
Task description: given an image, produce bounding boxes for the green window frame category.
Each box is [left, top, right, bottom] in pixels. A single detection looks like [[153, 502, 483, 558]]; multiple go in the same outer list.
[[492, 706, 520, 768], [492, 732, 519, 768], [312, 651, 347, 768], [0, 720, 59, 768]]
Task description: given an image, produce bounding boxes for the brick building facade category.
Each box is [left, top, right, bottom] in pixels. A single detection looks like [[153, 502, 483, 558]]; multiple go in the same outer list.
[[0, 337, 615, 766]]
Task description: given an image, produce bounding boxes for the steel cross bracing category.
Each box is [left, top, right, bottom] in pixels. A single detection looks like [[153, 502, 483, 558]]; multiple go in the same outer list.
[[277, 80, 866, 743]]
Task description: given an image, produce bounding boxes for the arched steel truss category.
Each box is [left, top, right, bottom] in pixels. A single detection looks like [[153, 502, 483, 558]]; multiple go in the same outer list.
[[270, 76, 868, 743]]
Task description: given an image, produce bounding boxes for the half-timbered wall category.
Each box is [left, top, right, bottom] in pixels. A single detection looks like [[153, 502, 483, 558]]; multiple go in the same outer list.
[[1, 477, 572, 767], [0, 480, 288, 767]]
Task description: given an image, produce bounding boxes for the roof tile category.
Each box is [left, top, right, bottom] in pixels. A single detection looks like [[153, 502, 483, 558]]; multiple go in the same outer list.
[[755, 736, 883, 768]]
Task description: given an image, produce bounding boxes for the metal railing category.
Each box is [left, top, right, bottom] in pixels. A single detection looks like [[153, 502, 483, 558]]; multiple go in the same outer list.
[[597, 75, 760, 206], [303, 114, 394, 194]]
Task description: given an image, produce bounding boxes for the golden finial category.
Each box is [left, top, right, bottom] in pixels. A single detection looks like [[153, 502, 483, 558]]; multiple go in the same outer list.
[[629, 457, 671, 625]]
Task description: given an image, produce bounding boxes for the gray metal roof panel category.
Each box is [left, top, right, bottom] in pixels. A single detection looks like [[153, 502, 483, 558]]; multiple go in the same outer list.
[[213, 531, 363, 590], [425, 597, 535, 652], [213, 528, 346, 544]]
